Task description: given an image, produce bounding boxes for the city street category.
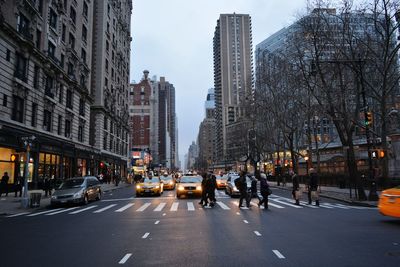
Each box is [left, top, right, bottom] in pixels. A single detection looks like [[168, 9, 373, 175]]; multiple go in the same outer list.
[[0, 186, 398, 267]]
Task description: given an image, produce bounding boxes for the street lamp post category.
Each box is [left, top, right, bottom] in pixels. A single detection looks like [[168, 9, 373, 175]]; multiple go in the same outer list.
[[21, 135, 36, 208]]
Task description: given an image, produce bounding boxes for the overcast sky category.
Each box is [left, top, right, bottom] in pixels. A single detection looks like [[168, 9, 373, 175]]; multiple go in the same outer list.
[[130, 0, 308, 163]]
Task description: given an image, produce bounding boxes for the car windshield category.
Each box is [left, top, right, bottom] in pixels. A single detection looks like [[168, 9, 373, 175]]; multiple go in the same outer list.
[[180, 176, 201, 183], [160, 176, 172, 181], [59, 178, 84, 189], [144, 178, 159, 183]]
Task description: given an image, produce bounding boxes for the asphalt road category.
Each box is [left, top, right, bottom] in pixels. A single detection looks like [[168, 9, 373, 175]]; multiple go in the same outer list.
[[0, 186, 399, 267]]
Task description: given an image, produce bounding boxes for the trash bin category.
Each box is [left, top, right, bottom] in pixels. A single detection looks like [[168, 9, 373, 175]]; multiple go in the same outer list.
[[30, 193, 42, 208]]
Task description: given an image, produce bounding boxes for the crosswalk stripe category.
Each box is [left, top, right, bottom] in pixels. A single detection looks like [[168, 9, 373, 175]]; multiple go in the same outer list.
[[6, 212, 31, 217], [27, 208, 63, 217], [115, 203, 135, 212], [93, 204, 117, 213], [46, 207, 79, 215], [300, 201, 320, 208], [69, 205, 98, 214], [319, 204, 334, 209], [187, 202, 195, 211], [323, 203, 349, 209], [154, 203, 166, 211], [216, 201, 230, 210], [170, 202, 179, 211], [136, 203, 151, 212], [270, 198, 303, 208]]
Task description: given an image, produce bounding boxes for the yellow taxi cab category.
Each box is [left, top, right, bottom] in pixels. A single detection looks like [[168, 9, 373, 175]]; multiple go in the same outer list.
[[216, 175, 228, 189], [136, 177, 164, 197], [160, 174, 175, 190], [378, 186, 400, 218], [176, 176, 202, 198]]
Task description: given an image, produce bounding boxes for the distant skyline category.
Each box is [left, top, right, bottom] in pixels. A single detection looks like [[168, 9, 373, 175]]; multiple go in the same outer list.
[[130, 0, 308, 162]]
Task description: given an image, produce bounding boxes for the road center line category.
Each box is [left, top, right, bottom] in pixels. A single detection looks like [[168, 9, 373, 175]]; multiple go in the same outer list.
[[118, 253, 132, 264], [142, 232, 150, 239], [243, 220, 249, 224], [254, 231, 262, 236], [155, 220, 160, 224], [272, 250, 286, 259]]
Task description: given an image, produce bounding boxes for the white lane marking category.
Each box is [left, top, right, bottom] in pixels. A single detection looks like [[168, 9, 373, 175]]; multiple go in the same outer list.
[[254, 231, 262, 236], [118, 253, 132, 264], [335, 203, 373, 210], [319, 204, 334, 209], [170, 202, 179, 211], [270, 198, 303, 208], [236, 212, 240, 215], [162, 213, 166, 216], [93, 204, 117, 213], [142, 232, 150, 239], [187, 202, 195, 211], [216, 201, 230, 210], [101, 197, 134, 202], [27, 208, 63, 217], [46, 207, 79, 216], [69, 205, 98, 214], [250, 201, 262, 209], [272, 250, 286, 259], [115, 203, 135, 212], [251, 200, 285, 209], [154, 220, 160, 225], [323, 203, 349, 209], [136, 203, 151, 212], [154, 203, 166, 212], [6, 212, 31, 217], [300, 201, 319, 208], [243, 220, 249, 224]]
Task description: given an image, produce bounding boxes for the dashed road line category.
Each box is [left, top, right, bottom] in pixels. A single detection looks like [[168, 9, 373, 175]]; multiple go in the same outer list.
[[272, 250, 285, 259], [154, 220, 160, 225], [118, 253, 132, 264], [254, 231, 262, 236], [243, 220, 249, 224], [142, 232, 150, 239], [236, 212, 241, 215]]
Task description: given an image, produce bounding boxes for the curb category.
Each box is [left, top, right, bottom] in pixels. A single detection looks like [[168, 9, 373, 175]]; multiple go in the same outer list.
[[271, 186, 378, 207]]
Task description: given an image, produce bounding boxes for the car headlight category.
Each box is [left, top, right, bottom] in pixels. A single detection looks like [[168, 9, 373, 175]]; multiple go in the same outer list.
[[51, 195, 57, 200], [74, 190, 84, 198], [136, 185, 141, 189], [178, 186, 184, 191], [196, 186, 202, 191], [233, 186, 238, 191], [169, 181, 173, 185], [155, 185, 160, 189]]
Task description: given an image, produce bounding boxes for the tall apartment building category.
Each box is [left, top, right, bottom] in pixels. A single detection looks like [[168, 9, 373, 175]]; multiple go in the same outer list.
[[0, 0, 95, 186], [90, 0, 132, 177], [197, 88, 216, 169], [213, 13, 254, 163]]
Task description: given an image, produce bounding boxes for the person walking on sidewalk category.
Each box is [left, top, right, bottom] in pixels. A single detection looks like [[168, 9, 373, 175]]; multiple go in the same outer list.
[[308, 168, 320, 206], [291, 171, 300, 205], [0, 172, 10, 197]]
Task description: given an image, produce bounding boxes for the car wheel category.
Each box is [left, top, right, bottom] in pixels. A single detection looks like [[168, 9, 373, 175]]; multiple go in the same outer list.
[[83, 194, 89, 205], [96, 190, 102, 201], [136, 193, 140, 197]]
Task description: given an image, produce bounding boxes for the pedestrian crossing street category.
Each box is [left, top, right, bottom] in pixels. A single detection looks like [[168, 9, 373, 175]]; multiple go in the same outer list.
[[5, 194, 376, 218]]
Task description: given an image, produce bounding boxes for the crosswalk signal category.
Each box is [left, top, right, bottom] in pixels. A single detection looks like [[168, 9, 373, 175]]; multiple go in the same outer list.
[[378, 149, 385, 159], [371, 150, 378, 159], [365, 112, 373, 126], [100, 162, 104, 168]]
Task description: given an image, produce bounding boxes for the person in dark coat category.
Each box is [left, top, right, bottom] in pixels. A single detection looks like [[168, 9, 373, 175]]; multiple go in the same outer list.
[[238, 171, 250, 208], [258, 173, 270, 209], [199, 173, 208, 206], [14, 175, 23, 197], [1, 172, 10, 197], [291, 171, 300, 205], [308, 168, 319, 206], [205, 173, 217, 207], [249, 175, 261, 203]]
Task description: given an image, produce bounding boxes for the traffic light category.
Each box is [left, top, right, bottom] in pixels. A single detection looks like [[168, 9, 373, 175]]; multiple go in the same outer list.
[[365, 111, 373, 126], [378, 149, 385, 158], [100, 162, 104, 168], [10, 154, 18, 162], [371, 150, 378, 159]]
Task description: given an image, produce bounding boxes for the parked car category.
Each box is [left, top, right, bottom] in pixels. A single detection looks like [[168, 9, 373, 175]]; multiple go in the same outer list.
[[136, 177, 164, 197], [216, 175, 228, 189], [51, 176, 101, 206], [160, 174, 176, 190], [225, 174, 252, 197], [176, 176, 202, 198], [378, 186, 400, 218]]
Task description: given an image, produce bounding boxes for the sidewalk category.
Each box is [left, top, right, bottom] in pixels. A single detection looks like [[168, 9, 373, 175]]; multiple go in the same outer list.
[[0, 182, 132, 216], [269, 181, 379, 207]]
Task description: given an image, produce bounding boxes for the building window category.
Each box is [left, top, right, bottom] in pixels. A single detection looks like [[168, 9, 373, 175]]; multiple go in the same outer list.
[[81, 48, 86, 63], [105, 59, 108, 72], [33, 65, 40, 89], [31, 103, 37, 127], [62, 24, 66, 42], [17, 13, 30, 39], [60, 54, 65, 68], [43, 110, 52, 132], [58, 115, 62, 135], [36, 29, 41, 49], [3, 94, 7, 107], [107, 4, 110, 16], [48, 41, 56, 59], [83, 1, 88, 18], [65, 119, 71, 138], [79, 99, 85, 116], [6, 49, 10, 61], [80, 74, 86, 88], [49, 9, 57, 29], [70, 7, 76, 25], [103, 134, 107, 150], [104, 117, 108, 130], [45, 76, 54, 98], [104, 77, 108, 88], [66, 90, 73, 109], [106, 40, 109, 51], [78, 125, 83, 142], [69, 33, 75, 50], [82, 25, 87, 43], [67, 62, 74, 76], [14, 53, 27, 82], [59, 86, 63, 104], [11, 96, 24, 122]]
